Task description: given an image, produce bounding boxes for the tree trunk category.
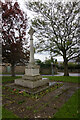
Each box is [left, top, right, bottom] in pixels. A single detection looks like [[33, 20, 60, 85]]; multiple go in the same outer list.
[[11, 65, 15, 77], [63, 60, 69, 76]]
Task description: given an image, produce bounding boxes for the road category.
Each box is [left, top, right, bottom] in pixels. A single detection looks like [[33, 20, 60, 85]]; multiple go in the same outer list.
[[54, 72, 80, 76]]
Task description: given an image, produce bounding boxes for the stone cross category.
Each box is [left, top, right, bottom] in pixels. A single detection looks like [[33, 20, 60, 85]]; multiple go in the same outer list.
[[15, 26, 49, 89], [28, 27, 35, 64]]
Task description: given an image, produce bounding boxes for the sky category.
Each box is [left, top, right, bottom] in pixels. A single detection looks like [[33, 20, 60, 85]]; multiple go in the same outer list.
[[6, 0, 78, 62]]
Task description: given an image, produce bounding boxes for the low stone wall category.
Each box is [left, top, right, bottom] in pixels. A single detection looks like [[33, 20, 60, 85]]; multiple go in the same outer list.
[[40, 68, 51, 75], [2, 65, 57, 75], [2, 65, 25, 74], [2, 65, 79, 74], [2, 65, 7, 73], [15, 66, 25, 74], [40, 67, 57, 75]]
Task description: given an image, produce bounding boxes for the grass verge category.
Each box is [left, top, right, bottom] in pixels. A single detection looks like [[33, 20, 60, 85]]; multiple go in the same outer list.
[[2, 76, 80, 84], [2, 76, 21, 84], [53, 89, 80, 118], [43, 76, 80, 83], [2, 107, 19, 118]]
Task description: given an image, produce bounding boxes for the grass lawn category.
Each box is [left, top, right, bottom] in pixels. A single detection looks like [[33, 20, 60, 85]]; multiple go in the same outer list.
[[0, 106, 2, 120], [2, 76, 21, 84], [53, 89, 80, 118], [2, 76, 80, 84], [2, 107, 18, 118], [43, 76, 80, 83]]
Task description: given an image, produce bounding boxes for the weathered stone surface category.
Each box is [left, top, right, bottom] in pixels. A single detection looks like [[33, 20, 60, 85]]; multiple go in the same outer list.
[[25, 63, 40, 76], [15, 78, 49, 89], [22, 75, 42, 81], [26, 63, 40, 69], [28, 27, 35, 64], [25, 68, 40, 76]]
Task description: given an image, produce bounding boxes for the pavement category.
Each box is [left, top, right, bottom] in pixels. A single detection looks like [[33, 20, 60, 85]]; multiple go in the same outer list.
[[0, 72, 80, 76]]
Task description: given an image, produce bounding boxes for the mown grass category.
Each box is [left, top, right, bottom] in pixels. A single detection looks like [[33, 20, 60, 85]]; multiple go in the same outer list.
[[0, 106, 2, 120], [2, 76, 21, 84], [2, 107, 19, 118], [53, 89, 80, 118], [2, 76, 80, 84], [43, 76, 80, 83]]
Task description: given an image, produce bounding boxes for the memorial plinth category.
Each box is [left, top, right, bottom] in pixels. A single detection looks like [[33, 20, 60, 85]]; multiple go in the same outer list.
[[15, 27, 49, 90], [15, 63, 49, 89]]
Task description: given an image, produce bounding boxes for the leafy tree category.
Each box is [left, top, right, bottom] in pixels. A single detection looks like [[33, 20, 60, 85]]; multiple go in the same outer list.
[[76, 56, 80, 63], [36, 59, 42, 65], [44, 58, 55, 64], [27, 1, 80, 76], [2, 1, 29, 76]]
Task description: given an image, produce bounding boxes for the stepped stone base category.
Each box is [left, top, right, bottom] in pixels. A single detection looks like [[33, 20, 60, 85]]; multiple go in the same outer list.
[[15, 63, 49, 89], [6, 83, 50, 94], [22, 75, 42, 81], [15, 78, 49, 89]]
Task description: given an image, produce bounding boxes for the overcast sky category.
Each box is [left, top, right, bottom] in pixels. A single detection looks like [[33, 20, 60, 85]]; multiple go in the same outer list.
[[17, 0, 77, 62]]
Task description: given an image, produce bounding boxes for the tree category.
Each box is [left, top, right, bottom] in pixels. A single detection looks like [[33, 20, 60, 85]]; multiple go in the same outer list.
[[76, 56, 80, 63], [2, 1, 29, 76], [27, 1, 80, 76]]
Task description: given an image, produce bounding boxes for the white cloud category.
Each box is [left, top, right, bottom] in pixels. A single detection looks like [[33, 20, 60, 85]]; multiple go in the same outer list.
[[34, 53, 63, 62]]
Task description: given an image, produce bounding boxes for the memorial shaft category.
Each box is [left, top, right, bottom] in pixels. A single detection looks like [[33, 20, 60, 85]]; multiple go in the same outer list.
[[30, 38, 34, 64]]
